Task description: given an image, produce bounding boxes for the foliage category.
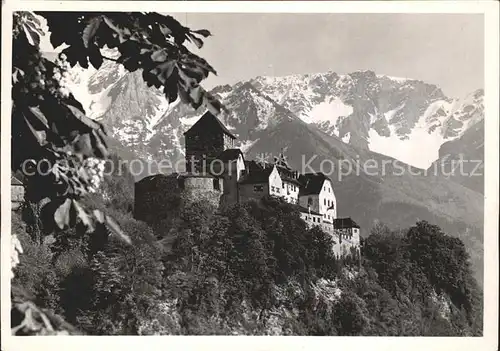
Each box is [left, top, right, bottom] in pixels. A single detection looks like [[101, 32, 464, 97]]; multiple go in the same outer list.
[[360, 220, 483, 336], [10, 12, 483, 335], [12, 11, 222, 244], [11, 10, 220, 334], [13, 183, 483, 335]]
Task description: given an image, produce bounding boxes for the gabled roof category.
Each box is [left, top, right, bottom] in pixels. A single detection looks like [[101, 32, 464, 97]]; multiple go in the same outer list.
[[277, 166, 302, 186], [298, 172, 331, 196], [218, 148, 244, 162], [183, 110, 236, 139], [11, 176, 23, 186], [239, 161, 275, 185], [332, 217, 360, 229]]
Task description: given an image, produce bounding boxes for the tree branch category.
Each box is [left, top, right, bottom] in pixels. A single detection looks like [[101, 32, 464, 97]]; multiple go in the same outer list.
[[102, 55, 119, 62]]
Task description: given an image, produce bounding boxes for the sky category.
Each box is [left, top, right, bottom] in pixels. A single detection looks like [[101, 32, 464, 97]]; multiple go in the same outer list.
[[171, 13, 484, 98]]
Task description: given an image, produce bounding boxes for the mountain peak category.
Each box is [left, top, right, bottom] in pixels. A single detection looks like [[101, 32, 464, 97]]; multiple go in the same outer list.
[[62, 61, 483, 169]]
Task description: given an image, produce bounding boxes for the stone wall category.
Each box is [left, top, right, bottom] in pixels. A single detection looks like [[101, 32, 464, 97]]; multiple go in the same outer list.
[[182, 176, 223, 209], [134, 174, 224, 226], [331, 227, 361, 259], [239, 183, 270, 203], [11, 185, 24, 211], [300, 211, 323, 228], [185, 132, 225, 173]]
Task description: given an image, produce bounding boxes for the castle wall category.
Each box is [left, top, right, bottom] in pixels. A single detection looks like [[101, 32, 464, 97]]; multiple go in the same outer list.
[[185, 132, 225, 173], [239, 182, 270, 203], [134, 174, 223, 225], [268, 167, 283, 197], [223, 133, 235, 150], [282, 180, 299, 204], [331, 227, 361, 259], [318, 180, 337, 221], [182, 176, 224, 208], [299, 194, 320, 214], [11, 185, 24, 210], [300, 211, 323, 228]]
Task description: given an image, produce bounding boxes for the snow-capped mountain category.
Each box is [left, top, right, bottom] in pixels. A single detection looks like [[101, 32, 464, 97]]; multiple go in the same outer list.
[[59, 56, 483, 171], [250, 71, 484, 168], [55, 57, 484, 283]]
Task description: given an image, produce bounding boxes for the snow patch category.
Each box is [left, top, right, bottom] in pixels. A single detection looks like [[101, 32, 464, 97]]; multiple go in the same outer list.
[[300, 97, 353, 125], [384, 106, 401, 123], [252, 93, 277, 130], [180, 115, 202, 126], [376, 74, 410, 83], [368, 121, 446, 169], [238, 139, 259, 153]]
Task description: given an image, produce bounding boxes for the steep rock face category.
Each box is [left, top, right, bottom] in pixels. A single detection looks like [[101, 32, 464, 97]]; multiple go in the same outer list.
[[251, 71, 483, 168], [429, 119, 484, 194], [57, 54, 484, 283], [60, 54, 483, 171]]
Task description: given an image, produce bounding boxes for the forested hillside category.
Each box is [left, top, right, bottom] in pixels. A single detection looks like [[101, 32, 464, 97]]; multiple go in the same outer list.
[[12, 157, 482, 335]]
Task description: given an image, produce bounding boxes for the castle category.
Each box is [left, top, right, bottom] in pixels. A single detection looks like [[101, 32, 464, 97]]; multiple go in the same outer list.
[[135, 110, 360, 259]]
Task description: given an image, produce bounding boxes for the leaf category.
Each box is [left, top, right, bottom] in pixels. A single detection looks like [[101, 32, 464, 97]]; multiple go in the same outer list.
[[187, 34, 203, 49], [27, 106, 49, 129], [193, 29, 212, 38], [105, 215, 131, 245], [90, 129, 108, 158], [159, 24, 172, 36], [122, 57, 140, 72], [82, 16, 103, 48], [88, 44, 103, 70], [22, 23, 40, 47], [151, 49, 167, 62], [12, 67, 24, 84], [65, 104, 100, 130], [72, 200, 94, 232], [156, 61, 176, 84], [23, 115, 47, 145], [164, 70, 179, 104], [61, 46, 80, 67], [54, 198, 72, 229], [93, 209, 105, 223], [50, 30, 65, 49], [72, 133, 93, 156]]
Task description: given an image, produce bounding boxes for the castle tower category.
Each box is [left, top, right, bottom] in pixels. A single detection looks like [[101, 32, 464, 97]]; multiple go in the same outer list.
[[183, 111, 236, 173]]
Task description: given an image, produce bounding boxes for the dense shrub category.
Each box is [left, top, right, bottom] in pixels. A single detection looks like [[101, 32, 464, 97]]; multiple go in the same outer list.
[[14, 172, 482, 336]]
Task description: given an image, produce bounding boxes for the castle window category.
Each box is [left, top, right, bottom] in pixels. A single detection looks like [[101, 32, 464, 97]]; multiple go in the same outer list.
[[213, 179, 220, 191], [254, 185, 264, 192]]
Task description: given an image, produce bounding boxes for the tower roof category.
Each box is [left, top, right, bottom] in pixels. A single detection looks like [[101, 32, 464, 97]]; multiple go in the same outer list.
[[218, 148, 244, 162], [332, 217, 360, 229], [183, 110, 236, 139], [298, 172, 331, 195]]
